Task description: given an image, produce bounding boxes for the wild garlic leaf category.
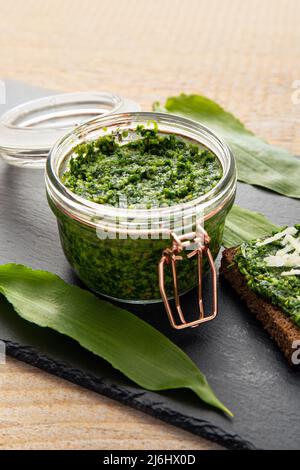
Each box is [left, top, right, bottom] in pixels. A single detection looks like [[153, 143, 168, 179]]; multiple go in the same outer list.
[[224, 205, 280, 248], [0, 263, 232, 417], [156, 94, 300, 199]]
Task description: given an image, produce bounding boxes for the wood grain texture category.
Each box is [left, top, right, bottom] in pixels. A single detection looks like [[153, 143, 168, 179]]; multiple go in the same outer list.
[[0, 0, 299, 450], [0, 358, 220, 450]]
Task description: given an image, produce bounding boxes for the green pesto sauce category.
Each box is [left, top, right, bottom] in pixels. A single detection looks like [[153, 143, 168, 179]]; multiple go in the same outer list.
[[61, 127, 223, 208], [234, 225, 300, 327]]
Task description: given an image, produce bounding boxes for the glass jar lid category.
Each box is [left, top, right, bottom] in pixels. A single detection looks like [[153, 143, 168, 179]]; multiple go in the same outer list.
[[0, 91, 140, 167]]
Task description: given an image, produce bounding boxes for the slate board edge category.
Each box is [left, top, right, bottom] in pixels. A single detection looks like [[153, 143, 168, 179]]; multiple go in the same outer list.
[[4, 339, 256, 450]]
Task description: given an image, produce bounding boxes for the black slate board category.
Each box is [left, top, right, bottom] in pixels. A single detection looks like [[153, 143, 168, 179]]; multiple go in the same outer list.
[[0, 80, 299, 450]]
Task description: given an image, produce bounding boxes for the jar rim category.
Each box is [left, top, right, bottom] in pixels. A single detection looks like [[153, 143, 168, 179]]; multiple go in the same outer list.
[[45, 112, 236, 228]]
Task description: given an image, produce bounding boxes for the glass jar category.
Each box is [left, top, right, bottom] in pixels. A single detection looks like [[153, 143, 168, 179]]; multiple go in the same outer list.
[[45, 112, 236, 327], [0, 92, 139, 167]]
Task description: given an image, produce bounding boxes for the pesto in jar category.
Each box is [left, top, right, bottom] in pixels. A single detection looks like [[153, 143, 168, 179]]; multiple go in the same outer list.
[[53, 125, 230, 302], [234, 225, 300, 327], [61, 127, 223, 207]]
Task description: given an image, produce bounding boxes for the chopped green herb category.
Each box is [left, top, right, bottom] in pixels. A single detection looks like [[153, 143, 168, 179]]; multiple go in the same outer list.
[[62, 127, 222, 208], [234, 225, 300, 326]]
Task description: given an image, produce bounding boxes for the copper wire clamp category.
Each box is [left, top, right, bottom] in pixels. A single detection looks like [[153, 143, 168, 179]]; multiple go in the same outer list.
[[158, 227, 218, 329]]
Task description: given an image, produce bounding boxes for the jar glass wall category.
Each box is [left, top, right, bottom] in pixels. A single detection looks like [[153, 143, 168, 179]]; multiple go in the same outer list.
[[46, 112, 236, 303]]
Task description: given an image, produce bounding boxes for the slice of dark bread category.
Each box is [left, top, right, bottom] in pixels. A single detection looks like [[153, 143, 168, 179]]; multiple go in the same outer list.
[[220, 247, 300, 365]]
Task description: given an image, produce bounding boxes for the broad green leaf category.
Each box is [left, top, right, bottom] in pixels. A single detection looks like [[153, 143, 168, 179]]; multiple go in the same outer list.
[[155, 94, 300, 199], [0, 263, 232, 417], [224, 205, 280, 248]]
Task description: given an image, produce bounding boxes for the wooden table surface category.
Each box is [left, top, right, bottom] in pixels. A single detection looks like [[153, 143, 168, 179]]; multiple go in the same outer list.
[[0, 0, 299, 450]]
